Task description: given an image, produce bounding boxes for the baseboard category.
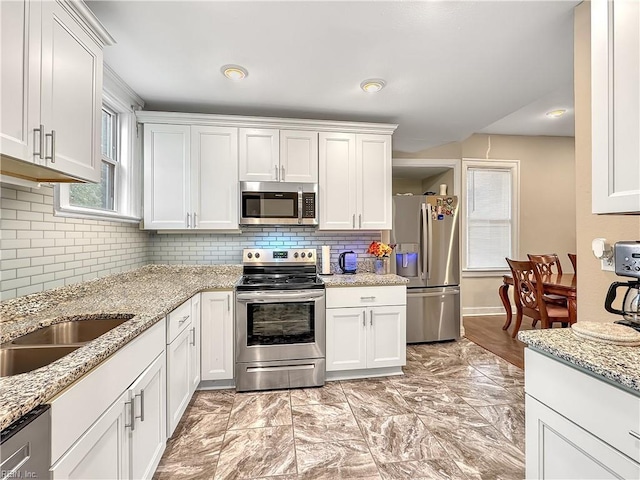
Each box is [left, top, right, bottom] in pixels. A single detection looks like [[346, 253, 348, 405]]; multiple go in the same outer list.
[[463, 306, 514, 316]]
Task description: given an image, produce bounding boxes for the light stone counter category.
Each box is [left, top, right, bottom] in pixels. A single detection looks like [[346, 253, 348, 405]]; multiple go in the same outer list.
[[320, 273, 409, 287], [518, 328, 640, 395], [0, 264, 242, 431]]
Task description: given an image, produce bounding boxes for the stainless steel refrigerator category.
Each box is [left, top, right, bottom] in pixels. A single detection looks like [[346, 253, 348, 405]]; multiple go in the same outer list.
[[390, 195, 460, 342]]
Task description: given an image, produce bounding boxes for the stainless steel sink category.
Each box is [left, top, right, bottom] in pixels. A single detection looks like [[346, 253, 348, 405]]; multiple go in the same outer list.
[[10, 317, 133, 346], [0, 346, 81, 377], [0, 315, 135, 377]]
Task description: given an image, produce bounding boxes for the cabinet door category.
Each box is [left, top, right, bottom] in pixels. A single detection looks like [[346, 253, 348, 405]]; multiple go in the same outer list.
[[280, 130, 318, 183], [326, 307, 367, 371], [51, 391, 130, 480], [143, 124, 190, 229], [167, 325, 191, 437], [191, 126, 239, 230], [525, 395, 640, 480], [201, 291, 234, 381], [0, 0, 40, 163], [239, 128, 279, 182], [130, 352, 166, 480], [357, 134, 392, 229], [592, 0, 640, 213], [40, 0, 102, 182], [189, 294, 201, 393], [319, 132, 357, 230], [367, 306, 406, 369]]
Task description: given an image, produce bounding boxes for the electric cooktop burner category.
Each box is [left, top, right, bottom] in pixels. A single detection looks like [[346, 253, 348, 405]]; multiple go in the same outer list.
[[237, 248, 325, 291]]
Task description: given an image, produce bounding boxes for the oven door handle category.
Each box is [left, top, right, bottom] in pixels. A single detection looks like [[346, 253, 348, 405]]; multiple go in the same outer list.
[[236, 290, 325, 303]]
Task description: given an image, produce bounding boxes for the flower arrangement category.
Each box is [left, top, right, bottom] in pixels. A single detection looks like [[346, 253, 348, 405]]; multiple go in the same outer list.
[[367, 241, 395, 258]]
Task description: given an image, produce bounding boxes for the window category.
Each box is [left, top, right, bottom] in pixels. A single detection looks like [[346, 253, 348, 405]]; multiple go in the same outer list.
[[462, 158, 519, 272], [68, 107, 118, 211], [55, 67, 143, 222]]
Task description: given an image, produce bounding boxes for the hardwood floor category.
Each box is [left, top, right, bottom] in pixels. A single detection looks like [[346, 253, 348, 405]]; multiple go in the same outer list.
[[463, 315, 536, 369]]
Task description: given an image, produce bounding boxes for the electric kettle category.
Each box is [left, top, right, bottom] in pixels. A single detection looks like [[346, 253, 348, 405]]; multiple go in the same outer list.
[[605, 280, 640, 322], [338, 251, 357, 274]]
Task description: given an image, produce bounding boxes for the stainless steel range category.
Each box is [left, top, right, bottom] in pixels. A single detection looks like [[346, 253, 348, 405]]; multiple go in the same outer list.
[[235, 248, 326, 392]]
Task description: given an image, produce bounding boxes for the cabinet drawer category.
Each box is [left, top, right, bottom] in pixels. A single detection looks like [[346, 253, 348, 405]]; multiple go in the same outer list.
[[167, 299, 192, 343], [525, 348, 640, 462], [326, 285, 405, 308]]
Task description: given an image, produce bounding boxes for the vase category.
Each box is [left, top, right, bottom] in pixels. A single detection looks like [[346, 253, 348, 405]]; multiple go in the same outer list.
[[374, 258, 388, 275]]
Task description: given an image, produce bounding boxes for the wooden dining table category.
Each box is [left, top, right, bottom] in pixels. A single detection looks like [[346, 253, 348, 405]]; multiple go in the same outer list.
[[499, 272, 577, 331]]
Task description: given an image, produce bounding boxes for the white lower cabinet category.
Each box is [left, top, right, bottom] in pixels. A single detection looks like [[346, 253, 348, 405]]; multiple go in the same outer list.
[[525, 348, 640, 479], [326, 286, 406, 374], [166, 297, 198, 437], [51, 320, 166, 480], [189, 294, 201, 394], [201, 291, 234, 381]]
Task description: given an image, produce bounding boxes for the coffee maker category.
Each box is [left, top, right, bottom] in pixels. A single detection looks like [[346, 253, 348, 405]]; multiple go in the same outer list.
[[605, 241, 640, 329]]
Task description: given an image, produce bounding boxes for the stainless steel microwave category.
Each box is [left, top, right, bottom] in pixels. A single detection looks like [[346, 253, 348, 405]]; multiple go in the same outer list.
[[240, 182, 318, 225]]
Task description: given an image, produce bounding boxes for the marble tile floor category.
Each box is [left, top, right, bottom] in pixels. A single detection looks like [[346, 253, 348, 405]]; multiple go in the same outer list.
[[153, 339, 525, 480]]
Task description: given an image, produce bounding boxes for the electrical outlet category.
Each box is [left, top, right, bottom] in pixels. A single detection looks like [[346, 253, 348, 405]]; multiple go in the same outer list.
[[601, 256, 615, 272]]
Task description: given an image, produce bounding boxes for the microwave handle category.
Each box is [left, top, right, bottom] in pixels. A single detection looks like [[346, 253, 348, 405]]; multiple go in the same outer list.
[[298, 187, 303, 224]]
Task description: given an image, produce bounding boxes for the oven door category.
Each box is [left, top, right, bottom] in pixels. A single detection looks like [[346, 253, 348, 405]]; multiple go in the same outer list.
[[236, 290, 326, 363]]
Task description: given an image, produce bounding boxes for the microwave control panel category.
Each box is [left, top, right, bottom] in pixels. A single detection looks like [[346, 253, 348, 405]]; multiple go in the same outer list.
[[302, 193, 316, 218]]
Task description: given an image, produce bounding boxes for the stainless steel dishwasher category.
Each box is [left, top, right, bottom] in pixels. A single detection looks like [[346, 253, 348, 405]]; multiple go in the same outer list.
[[1, 404, 51, 480]]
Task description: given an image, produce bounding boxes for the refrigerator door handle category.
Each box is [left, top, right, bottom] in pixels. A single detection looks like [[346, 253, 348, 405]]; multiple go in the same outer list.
[[420, 203, 428, 281], [426, 203, 433, 280]]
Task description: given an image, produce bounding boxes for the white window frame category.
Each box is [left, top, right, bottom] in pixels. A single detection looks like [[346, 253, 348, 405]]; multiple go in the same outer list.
[[461, 158, 520, 277], [55, 67, 143, 223]]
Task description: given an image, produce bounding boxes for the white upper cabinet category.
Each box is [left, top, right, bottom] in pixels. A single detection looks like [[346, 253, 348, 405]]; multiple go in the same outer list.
[[143, 124, 191, 230], [0, 0, 113, 183], [191, 126, 239, 229], [279, 130, 318, 183], [357, 134, 393, 230], [319, 133, 392, 230], [239, 128, 319, 183], [143, 123, 239, 230], [592, 0, 640, 213], [239, 128, 280, 182]]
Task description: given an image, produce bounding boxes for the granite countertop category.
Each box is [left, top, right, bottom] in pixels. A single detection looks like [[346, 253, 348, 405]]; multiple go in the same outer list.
[[0, 264, 242, 431], [321, 273, 409, 287], [518, 329, 640, 395]]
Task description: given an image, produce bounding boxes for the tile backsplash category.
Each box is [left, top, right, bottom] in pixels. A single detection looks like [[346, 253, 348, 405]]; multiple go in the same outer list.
[[0, 184, 150, 301], [149, 227, 380, 270], [1, 183, 381, 300]]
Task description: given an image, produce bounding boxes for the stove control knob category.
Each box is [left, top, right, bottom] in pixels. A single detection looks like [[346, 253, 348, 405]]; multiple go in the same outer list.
[[294, 252, 299, 258], [255, 252, 260, 259], [635, 266, 640, 271], [301, 252, 306, 258], [247, 253, 253, 259], [308, 251, 313, 258]]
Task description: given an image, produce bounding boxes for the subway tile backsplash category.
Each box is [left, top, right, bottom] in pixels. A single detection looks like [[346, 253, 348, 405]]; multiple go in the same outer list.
[[1, 183, 381, 301], [1, 184, 150, 301]]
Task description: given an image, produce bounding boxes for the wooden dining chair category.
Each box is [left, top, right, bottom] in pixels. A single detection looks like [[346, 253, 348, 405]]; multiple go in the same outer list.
[[505, 258, 573, 338], [568, 253, 577, 273], [526, 253, 568, 327], [527, 253, 563, 275]]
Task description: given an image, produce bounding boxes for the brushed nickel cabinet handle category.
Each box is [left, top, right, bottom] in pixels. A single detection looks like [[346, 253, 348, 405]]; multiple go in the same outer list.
[[178, 314, 189, 324], [191, 327, 196, 346], [227, 294, 230, 311], [362, 311, 366, 327], [34, 124, 44, 159], [281, 165, 285, 181], [370, 310, 373, 326], [193, 212, 197, 228], [275, 165, 279, 181], [45, 130, 56, 163], [186, 212, 190, 228], [124, 400, 135, 430], [359, 214, 362, 228], [135, 389, 145, 422], [352, 214, 355, 228], [630, 430, 640, 441]]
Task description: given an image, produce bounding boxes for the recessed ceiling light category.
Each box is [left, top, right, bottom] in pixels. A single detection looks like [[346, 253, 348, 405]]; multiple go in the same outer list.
[[546, 109, 566, 118], [360, 79, 386, 93], [221, 64, 248, 80]]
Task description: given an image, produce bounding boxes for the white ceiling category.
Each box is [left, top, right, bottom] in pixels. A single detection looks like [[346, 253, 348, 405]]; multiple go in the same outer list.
[[87, 0, 578, 153]]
